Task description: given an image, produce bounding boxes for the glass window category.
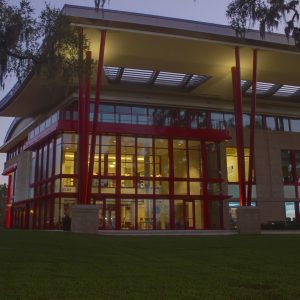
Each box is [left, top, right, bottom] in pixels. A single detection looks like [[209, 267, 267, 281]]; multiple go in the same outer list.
[[207, 142, 220, 179], [285, 202, 296, 221], [100, 179, 116, 193], [290, 119, 300, 132], [242, 114, 250, 128], [188, 140, 202, 178], [226, 147, 251, 182], [195, 200, 203, 229], [224, 113, 235, 128], [48, 141, 53, 178], [174, 181, 187, 195], [62, 144, 77, 175], [155, 181, 169, 194], [173, 140, 187, 178], [281, 150, 293, 184], [155, 139, 169, 178], [55, 138, 62, 175], [174, 200, 184, 229], [266, 116, 276, 130], [121, 199, 135, 229], [105, 199, 116, 229], [137, 138, 153, 178], [156, 200, 170, 229], [138, 199, 153, 230], [211, 112, 224, 129]]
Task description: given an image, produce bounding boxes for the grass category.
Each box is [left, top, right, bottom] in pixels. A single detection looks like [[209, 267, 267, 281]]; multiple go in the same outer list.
[[0, 230, 300, 300]]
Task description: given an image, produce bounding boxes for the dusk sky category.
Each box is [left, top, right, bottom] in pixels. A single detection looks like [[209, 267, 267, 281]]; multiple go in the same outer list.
[[0, 0, 233, 184]]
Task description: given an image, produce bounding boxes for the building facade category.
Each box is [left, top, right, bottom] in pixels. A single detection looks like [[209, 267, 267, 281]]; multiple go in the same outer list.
[[1, 5, 300, 230]]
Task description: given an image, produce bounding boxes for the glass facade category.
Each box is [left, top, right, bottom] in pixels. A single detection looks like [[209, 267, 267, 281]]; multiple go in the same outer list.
[[20, 123, 226, 230]]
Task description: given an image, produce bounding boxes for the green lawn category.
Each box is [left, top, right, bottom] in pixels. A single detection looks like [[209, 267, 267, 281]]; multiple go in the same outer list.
[[0, 230, 300, 300]]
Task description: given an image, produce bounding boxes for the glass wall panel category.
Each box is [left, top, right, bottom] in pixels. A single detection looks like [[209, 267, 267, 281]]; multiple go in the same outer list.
[[209, 201, 221, 229], [105, 199, 116, 229], [156, 200, 170, 229], [155, 139, 169, 178], [281, 150, 293, 184], [155, 181, 169, 194], [285, 202, 295, 221], [62, 144, 77, 174], [61, 178, 77, 193], [185, 201, 194, 228], [95, 200, 104, 229], [55, 137, 62, 175], [174, 181, 187, 195], [174, 200, 184, 229], [101, 179, 116, 193], [48, 141, 53, 178], [42, 145, 48, 180], [121, 199, 135, 229], [121, 136, 135, 177], [173, 140, 187, 178], [121, 179, 135, 194], [290, 119, 300, 132], [266, 116, 276, 130], [190, 182, 202, 195], [188, 140, 202, 178], [207, 142, 220, 179], [137, 180, 154, 194], [30, 151, 36, 184], [138, 199, 153, 229], [101, 136, 116, 176], [137, 138, 153, 177], [226, 147, 251, 182], [195, 200, 203, 229]]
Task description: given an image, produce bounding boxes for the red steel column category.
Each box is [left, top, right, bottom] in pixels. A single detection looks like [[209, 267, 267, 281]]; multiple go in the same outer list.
[[88, 30, 107, 201], [77, 28, 91, 205], [5, 175, 12, 229], [247, 49, 258, 206], [232, 46, 246, 206]]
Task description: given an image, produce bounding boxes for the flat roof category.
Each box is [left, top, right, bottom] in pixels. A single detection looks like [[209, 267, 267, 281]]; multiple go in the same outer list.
[[1, 4, 300, 118]]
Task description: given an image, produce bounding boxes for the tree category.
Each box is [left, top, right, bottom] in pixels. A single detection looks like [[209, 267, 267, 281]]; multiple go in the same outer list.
[[0, 184, 7, 227], [226, 0, 300, 47], [0, 0, 90, 90]]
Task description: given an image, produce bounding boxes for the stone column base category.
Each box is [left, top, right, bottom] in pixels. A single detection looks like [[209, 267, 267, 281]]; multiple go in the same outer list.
[[71, 205, 100, 234], [237, 207, 261, 235]]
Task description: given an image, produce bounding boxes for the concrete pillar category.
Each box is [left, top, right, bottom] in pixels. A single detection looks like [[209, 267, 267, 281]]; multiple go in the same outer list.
[[237, 206, 261, 235], [71, 205, 100, 234]]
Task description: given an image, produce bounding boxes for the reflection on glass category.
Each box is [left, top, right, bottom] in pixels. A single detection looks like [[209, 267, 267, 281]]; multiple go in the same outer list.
[[101, 179, 116, 193], [206, 142, 220, 179], [156, 200, 170, 229], [175, 200, 184, 229], [138, 199, 153, 229], [121, 179, 135, 194], [155, 181, 169, 194], [137, 180, 153, 194], [281, 150, 293, 184], [188, 140, 202, 178], [95, 200, 104, 229], [173, 140, 187, 178], [105, 199, 116, 229], [121, 199, 135, 229]]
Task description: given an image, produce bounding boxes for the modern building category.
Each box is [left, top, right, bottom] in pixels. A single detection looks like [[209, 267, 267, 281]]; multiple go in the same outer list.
[[1, 5, 300, 230]]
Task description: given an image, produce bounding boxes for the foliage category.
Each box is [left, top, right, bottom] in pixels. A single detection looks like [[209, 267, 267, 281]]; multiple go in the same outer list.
[[94, 0, 109, 10], [0, 0, 90, 89], [226, 0, 300, 47]]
